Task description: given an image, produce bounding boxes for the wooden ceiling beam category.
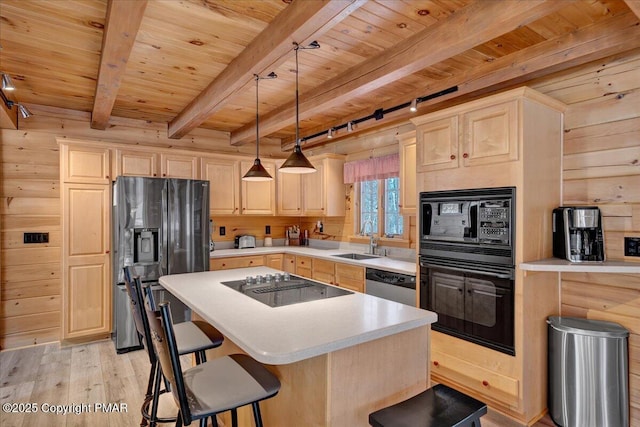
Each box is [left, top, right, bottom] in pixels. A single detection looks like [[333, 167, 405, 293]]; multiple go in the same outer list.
[[168, 0, 366, 140], [624, 0, 640, 19], [91, 0, 148, 130], [283, 10, 640, 150], [229, 0, 572, 147]]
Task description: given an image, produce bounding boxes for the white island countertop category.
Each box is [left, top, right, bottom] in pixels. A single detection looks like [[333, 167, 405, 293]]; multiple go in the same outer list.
[[160, 267, 436, 365], [210, 246, 417, 275]]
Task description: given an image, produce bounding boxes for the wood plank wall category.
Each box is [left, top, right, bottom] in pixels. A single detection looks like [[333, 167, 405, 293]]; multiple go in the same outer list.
[[530, 50, 640, 425]]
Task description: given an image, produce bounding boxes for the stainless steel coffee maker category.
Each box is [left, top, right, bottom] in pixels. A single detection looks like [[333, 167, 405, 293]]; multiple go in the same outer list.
[[553, 206, 605, 262]]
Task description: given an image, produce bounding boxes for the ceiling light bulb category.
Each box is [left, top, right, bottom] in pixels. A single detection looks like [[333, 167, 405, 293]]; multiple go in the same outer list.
[[2, 73, 15, 91], [410, 98, 417, 112]]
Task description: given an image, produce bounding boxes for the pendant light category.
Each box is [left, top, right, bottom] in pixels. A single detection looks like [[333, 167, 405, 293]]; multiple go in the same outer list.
[[279, 41, 320, 174], [243, 72, 277, 181]]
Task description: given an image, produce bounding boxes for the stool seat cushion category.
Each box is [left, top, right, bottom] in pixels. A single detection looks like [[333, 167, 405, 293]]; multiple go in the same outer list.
[[174, 320, 224, 355], [369, 384, 487, 427], [183, 353, 280, 419]]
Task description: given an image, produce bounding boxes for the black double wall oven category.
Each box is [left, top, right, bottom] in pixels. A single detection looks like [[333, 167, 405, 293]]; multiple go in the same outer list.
[[419, 187, 516, 356]]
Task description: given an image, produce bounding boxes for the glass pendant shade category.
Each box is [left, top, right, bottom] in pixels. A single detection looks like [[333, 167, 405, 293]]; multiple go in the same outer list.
[[243, 158, 272, 181], [279, 145, 316, 174]]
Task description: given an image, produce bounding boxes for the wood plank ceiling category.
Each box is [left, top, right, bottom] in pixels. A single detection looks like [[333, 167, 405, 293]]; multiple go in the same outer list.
[[1, 0, 639, 152]]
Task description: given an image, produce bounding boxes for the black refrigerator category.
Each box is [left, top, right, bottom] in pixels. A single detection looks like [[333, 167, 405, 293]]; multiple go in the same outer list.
[[112, 176, 210, 353]]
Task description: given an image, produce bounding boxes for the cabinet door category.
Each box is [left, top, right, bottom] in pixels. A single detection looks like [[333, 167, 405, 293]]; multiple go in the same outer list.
[[302, 160, 325, 216], [283, 254, 296, 273], [277, 170, 302, 215], [265, 254, 283, 270], [416, 116, 459, 172], [210, 255, 264, 270], [202, 158, 240, 215], [398, 132, 417, 214], [312, 259, 335, 285], [61, 144, 111, 184], [462, 100, 518, 167], [240, 161, 276, 215], [62, 183, 111, 339], [295, 256, 312, 278], [335, 263, 364, 293], [115, 149, 158, 177], [161, 153, 199, 178]]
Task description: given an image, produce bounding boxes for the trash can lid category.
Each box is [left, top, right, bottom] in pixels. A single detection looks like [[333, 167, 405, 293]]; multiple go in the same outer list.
[[547, 316, 629, 338]]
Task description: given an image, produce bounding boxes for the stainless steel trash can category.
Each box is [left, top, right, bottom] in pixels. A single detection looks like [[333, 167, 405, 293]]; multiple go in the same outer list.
[[548, 316, 629, 427]]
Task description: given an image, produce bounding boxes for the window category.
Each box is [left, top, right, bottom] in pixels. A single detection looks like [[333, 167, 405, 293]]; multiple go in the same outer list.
[[358, 177, 404, 237]]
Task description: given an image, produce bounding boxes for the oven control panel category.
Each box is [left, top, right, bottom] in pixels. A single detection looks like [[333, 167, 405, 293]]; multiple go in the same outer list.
[[478, 200, 511, 244]]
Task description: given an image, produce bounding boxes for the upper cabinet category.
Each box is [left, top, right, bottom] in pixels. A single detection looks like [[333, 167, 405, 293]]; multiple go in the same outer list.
[[412, 97, 519, 173], [161, 153, 200, 179], [61, 144, 111, 184], [240, 160, 276, 215], [202, 157, 240, 215], [276, 154, 346, 217], [115, 149, 158, 178], [397, 131, 417, 215]]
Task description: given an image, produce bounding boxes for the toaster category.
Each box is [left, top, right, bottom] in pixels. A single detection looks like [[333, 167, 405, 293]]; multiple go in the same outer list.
[[235, 235, 256, 249]]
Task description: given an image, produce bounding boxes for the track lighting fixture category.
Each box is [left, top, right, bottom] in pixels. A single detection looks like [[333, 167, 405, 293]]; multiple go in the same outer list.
[[2, 73, 15, 91], [327, 128, 334, 139], [243, 72, 277, 181], [410, 98, 417, 112], [279, 41, 321, 174], [347, 121, 354, 132], [18, 103, 32, 118]]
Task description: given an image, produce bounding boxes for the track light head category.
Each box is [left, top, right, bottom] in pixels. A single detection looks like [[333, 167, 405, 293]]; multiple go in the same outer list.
[[327, 128, 333, 139], [2, 73, 15, 91], [410, 98, 417, 112], [18, 104, 32, 118], [307, 40, 320, 49]]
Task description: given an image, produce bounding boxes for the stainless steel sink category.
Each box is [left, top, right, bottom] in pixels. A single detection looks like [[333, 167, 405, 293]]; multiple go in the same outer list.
[[332, 253, 379, 260]]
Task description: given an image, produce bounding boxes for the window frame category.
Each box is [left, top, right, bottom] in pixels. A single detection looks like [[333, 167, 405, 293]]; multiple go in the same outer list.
[[353, 178, 409, 242]]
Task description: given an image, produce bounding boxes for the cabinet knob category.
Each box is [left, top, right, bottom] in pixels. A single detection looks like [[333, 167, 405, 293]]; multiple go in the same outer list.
[[433, 361, 439, 367], [105, 250, 110, 254], [450, 155, 456, 160], [463, 153, 469, 158], [222, 263, 226, 267], [249, 261, 253, 264], [482, 380, 489, 387]]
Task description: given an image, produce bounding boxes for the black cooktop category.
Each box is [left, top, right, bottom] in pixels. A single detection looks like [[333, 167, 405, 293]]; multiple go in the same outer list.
[[221, 275, 353, 307]]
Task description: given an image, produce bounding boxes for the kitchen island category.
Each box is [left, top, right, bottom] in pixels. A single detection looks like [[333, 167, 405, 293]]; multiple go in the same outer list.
[[160, 267, 436, 427]]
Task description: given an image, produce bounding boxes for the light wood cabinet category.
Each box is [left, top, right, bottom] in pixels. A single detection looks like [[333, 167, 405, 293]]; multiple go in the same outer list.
[[61, 144, 111, 184], [61, 182, 111, 340], [115, 149, 158, 178], [283, 254, 296, 273], [397, 131, 417, 215], [312, 259, 335, 285], [302, 155, 345, 216], [240, 160, 276, 215], [414, 87, 566, 424], [334, 263, 365, 293], [161, 153, 200, 178], [209, 255, 264, 271], [413, 98, 519, 173], [276, 154, 346, 217], [295, 256, 312, 278], [265, 254, 283, 270], [202, 157, 240, 215]]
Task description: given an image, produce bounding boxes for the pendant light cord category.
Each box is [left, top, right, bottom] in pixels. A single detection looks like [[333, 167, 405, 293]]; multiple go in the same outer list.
[[255, 74, 260, 159], [294, 43, 300, 149]]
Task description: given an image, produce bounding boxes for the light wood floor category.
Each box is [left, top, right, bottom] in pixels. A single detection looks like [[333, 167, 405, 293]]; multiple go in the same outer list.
[[0, 339, 556, 427]]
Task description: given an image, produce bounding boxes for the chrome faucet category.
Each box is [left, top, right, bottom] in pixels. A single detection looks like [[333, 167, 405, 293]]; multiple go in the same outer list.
[[368, 235, 378, 255], [360, 219, 377, 254]]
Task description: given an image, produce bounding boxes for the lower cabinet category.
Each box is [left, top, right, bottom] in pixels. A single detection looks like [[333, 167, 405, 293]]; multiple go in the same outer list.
[[334, 263, 365, 293], [312, 259, 335, 285], [265, 254, 283, 270], [295, 256, 312, 278], [209, 255, 264, 270], [283, 254, 296, 273]]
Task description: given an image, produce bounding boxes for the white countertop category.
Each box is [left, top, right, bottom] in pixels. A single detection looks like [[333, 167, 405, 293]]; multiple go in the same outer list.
[[159, 267, 436, 365], [520, 258, 640, 273], [210, 246, 417, 275]]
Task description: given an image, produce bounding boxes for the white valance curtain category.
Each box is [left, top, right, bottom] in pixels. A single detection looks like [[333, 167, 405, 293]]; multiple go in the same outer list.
[[343, 153, 399, 184]]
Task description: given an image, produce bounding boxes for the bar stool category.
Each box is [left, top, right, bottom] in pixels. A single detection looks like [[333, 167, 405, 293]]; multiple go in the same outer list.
[[146, 300, 281, 427], [122, 267, 224, 427], [369, 383, 487, 427]]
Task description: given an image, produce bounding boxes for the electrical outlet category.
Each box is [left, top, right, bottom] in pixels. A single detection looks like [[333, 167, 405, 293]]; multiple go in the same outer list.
[[265, 225, 271, 235], [24, 232, 49, 244], [220, 226, 226, 236], [624, 237, 640, 257]]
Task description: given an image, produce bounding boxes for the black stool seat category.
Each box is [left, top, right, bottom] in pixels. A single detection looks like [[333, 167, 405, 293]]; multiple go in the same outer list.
[[369, 384, 487, 427]]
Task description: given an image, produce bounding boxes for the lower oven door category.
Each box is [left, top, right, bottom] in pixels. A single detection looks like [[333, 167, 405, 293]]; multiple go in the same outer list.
[[420, 257, 515, 355]]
